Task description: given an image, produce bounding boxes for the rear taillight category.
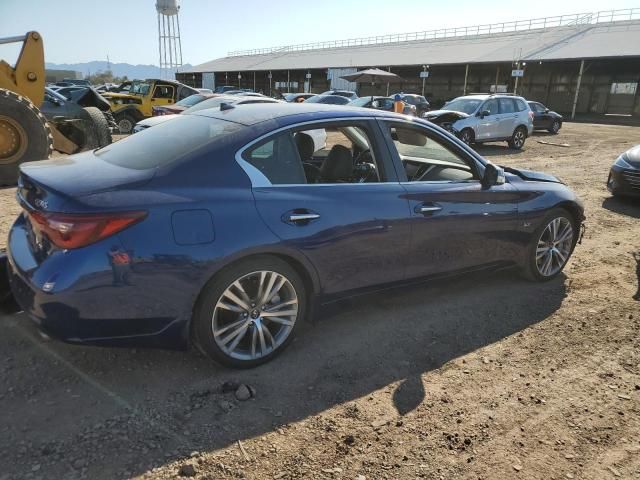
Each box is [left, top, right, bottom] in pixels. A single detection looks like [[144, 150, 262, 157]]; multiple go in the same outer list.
[[528, 111, 534, 120], [28, 211, 146, 249]]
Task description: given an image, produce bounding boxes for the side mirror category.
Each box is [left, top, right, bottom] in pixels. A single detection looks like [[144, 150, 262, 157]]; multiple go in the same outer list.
[[482, 163, 505, 188], [478, 110, 491, 118], [544, 108, 550, 113], [371, 100, 380, 108]]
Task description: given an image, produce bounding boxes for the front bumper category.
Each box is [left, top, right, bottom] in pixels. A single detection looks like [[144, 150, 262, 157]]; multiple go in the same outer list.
[[607, 165, 640, 197]]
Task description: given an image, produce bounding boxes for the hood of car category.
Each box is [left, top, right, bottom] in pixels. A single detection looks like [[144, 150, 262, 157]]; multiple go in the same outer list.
[[502, 166, 563, 184], [424, 110, 470, 120], [623, 144, 640, 168]]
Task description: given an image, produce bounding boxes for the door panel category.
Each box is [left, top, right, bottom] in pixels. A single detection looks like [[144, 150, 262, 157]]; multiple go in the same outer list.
[[476, 99, 499, 140], [402, 181, 522, 278], [252, 184, 411, 294]]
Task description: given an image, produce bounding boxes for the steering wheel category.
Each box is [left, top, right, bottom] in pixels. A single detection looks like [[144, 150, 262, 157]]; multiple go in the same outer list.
[[354, 149, 372, 165]]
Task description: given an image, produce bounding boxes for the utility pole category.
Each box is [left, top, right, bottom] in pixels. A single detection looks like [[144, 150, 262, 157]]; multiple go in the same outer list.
[[421, 65, 429, 97]]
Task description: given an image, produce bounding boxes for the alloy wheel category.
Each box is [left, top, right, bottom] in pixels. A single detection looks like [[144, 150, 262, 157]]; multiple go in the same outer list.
[[461, 130, 472, 145], [535, 217, 574, 277], [513, 129, 525, 148], [212, 270, 299, 361], [552, 121, 560, 133]]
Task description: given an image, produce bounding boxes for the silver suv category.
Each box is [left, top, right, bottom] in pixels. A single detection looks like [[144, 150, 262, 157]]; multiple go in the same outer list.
[[427, 94, 534, 150]]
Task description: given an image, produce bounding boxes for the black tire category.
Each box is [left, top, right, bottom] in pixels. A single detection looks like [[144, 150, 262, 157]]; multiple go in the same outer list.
[[548, 120, 561, 134], [114, 112, 136, 134], [459, 128, 474, 145], [192, 255, 308, 368], [0, 89, 53, 186], [83, 107, 112, 147], [521, 208, 578, 282], [508, 126, 527, 150]]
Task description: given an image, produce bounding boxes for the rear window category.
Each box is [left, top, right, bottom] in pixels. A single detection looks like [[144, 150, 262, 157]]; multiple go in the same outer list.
[[499, 98, 516, 114], [95, 115, 242, 170]]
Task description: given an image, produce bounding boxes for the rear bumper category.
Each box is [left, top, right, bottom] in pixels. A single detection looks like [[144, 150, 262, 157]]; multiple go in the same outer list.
[[6, 217, 189, 349], [607, 166, 640, 197]]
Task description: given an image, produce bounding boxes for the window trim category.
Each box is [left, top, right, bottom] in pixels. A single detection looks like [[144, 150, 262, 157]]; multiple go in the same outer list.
[[379, 119, 483, 184], [235, 117, 400, 187]]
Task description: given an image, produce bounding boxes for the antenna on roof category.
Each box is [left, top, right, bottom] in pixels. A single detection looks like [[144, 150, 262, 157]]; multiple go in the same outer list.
[[220, 102, 235, 111]]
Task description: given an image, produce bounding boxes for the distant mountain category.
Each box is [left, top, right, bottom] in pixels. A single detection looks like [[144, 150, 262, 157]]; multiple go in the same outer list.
[[45, 61, 193, 80]]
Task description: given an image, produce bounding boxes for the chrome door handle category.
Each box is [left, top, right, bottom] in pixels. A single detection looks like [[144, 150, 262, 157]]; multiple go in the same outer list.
[[289, 213, 320, 222], [415, 205, 442, 214]]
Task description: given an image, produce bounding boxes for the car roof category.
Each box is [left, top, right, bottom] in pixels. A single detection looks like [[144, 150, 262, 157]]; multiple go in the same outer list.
[[191, 102, 415, 126]]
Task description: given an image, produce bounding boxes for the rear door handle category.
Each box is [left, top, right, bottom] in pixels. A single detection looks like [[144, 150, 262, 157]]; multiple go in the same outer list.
[[289, 213, 320, 222], [415, 203, 442, 214]]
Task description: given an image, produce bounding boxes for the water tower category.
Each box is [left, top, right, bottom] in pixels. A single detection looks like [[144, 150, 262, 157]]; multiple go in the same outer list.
[[156, 0, 183, 79]]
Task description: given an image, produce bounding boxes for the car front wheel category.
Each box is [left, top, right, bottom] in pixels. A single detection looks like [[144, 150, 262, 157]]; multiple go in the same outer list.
[[459, 128, 474, 145], [549, 120, 561, 134], [192, 256, 307, 368], [521, 209, 577, 281]]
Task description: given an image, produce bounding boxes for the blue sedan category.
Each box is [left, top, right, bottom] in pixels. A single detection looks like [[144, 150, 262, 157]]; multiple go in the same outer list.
[[6, 104, 584, 368]]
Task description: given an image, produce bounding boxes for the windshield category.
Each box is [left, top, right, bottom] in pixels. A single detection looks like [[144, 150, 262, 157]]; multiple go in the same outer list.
[[349, 97, 373, 107], [95, 116, 242, 170], [176, 94, 207, 107], [130, 81, 151, 95], [443, 98, 482, 114]]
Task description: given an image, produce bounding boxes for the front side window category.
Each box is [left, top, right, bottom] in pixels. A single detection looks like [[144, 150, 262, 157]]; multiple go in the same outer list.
[[242, 123, 383, 185], [481, 99, 499, 116], [384, 122, 478, 183], [153, 85, 175, 99]]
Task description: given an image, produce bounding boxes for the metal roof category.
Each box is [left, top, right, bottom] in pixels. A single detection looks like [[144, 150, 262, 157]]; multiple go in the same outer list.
[[185, 16, 640, 73]]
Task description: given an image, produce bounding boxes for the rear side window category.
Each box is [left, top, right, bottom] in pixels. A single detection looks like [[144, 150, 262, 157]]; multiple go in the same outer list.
[[96, 116, 242, 170], [499, 98, 516, 114], [243, 133, 307, 184], [516, 99, 528, 111]]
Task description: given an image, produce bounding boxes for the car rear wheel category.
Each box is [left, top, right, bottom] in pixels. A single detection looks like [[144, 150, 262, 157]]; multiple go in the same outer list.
[[460, 128, 474, 145], [508, 126, 527, 149], [549, 120, 561, 134], [192, 256, 307, 368], [521, 208, 577, 281]]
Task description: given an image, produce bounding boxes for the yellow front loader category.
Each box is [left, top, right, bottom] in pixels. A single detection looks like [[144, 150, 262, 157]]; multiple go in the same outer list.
[[0, 31, 114, 186]]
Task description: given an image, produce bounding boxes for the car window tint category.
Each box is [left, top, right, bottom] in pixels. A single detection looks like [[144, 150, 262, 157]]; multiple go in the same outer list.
[[499, 98, 516, 114], [384, 122, 476, 182], [244, 133, 307, 185], [292, 124, 381, 184], [96, 116, 242, 170], [483, 99, 499, 115], [516, 99, 527, 111]]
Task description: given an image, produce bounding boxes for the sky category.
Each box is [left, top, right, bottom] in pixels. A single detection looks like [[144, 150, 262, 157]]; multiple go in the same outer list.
[[0, 0, 638, 67]]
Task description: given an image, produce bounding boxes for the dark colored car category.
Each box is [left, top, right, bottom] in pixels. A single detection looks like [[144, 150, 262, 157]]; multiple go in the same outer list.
[[607, 145, 640, 197], [152, 93, 216, 116], [6, 104, 584, 368], [282, 93, 316, 103], [396, 94, 430, 116], [528, 101, 563, 133], [320, 90, 358, 100], [349, 96, 416, 115], [304, 94, 350, 105]]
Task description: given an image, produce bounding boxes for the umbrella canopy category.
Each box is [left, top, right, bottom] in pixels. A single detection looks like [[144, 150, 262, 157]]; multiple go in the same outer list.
[[340, 68, 403, 84]]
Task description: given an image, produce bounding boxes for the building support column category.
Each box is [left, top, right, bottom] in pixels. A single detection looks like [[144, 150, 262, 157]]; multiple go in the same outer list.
[[287, 70, 290, 90], [386, 67, 391, 96], [571, 59, 585, 120], [494, 65, 500, 92], [253, 71, 256, 92], [463, 64, 469, 95]]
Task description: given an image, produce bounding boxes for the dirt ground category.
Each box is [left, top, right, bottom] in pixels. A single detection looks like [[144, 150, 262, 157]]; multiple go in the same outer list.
[[0, 123, 639, 480]]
